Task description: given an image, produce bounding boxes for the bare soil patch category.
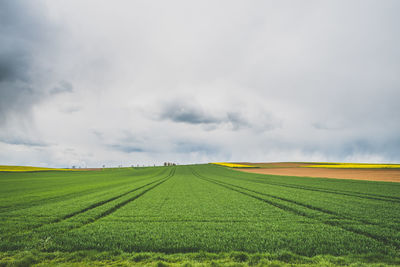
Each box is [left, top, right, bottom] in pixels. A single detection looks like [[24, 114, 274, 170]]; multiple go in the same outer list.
[[237, 167, 400, 182]]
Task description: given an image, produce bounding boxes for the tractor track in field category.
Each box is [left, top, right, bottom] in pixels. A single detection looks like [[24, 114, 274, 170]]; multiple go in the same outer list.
[[217, 171, 400, 203], [213, 172, 400, 230], [4, 168, 175, 238], [191, 168, 400, 249], [57, 169, 175, 228], [58, 174, 169, 222], [100, 218, 284, 223], [81, 171, 175, 228], [73, 167, 175, 229], [212, 175, 400, 230], [200, 172, 398, 228], [0, 170, 167, 214]]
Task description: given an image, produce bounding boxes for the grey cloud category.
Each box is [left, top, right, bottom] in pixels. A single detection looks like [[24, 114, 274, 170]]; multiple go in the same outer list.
[[0, 1, 54, 125], [0, 135, 48, 147], [1, 1, 400, 166], [275, 134, 400, 163], [109, 144, 144, 153], [339, 138, 400, 161], [59, 105, 82, 113], [381, 139, 400, 160], [340, 139, 376, 158], [106, 131, 147, 153], [226, 112, 249, 130], [91, 130, 104, 139], [0, 48, 30, 83], [159, 102, 220, 124], [158, 100, 276, 131], [50, 81, 74, 95], [174, 141, 219, 154], [312, 122, 344, 131]]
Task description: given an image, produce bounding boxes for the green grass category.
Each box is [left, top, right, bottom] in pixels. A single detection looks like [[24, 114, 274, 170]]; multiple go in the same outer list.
[[0, 164, 399, 266]]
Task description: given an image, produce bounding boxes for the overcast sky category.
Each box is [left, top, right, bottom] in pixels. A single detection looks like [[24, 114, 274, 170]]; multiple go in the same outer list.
[[1, 1, 399, 167]]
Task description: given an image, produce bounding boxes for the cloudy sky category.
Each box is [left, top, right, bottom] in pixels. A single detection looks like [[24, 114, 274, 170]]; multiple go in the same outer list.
[[1, 1, 399, 167]]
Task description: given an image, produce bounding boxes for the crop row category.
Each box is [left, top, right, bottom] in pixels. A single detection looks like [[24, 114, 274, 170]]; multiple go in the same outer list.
[[191, 165, 400, 250], [0, 167, 175, 250], [39, 166, 392, 256], [1, 164, 399, 259]]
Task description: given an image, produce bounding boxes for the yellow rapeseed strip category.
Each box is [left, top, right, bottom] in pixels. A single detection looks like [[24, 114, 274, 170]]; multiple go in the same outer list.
[[210, 162, 257, 168], [0, 165, 75, 172], [303, 163, 400, 169]]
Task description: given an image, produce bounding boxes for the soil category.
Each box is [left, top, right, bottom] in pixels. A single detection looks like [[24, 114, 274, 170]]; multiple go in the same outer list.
[[236, 167, 400, 182]]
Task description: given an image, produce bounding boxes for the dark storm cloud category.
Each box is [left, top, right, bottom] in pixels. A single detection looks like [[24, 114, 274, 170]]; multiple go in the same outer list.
[[0, 1, 53, 124]]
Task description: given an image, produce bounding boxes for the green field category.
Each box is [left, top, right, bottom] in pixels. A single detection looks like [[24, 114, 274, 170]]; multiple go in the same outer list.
[[0, 164, 399, 266]]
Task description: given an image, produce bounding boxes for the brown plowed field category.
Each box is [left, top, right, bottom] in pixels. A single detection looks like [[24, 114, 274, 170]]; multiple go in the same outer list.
[[236, 167, 400, 182]]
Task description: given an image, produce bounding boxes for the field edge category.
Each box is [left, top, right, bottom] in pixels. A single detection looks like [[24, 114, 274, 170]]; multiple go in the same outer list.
[[1, 250, 399, 267]]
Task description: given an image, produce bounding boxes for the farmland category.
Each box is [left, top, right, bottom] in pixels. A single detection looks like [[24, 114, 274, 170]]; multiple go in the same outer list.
[[210, 163, 258, 168], [303, 163, 400, 168], [1, 164, 400, 266], [237, 162, 400, 183]]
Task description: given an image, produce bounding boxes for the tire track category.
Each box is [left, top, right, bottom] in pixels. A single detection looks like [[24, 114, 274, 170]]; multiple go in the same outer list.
[[4, 168, 174, 238], [210, 171, 400, 230], [0, 169, 167, 214], [105, 218, 276, 223], [214, 170, 400, 203], [191, 168, 400, 249], [75, 167, 175, 228], [57, 172, 169, 222]]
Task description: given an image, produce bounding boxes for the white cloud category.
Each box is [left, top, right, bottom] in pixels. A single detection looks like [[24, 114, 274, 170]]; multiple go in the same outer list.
[[1, 0, 399, 167]]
